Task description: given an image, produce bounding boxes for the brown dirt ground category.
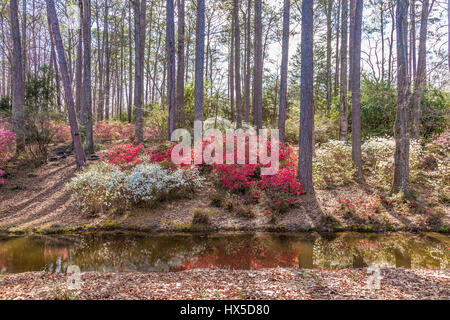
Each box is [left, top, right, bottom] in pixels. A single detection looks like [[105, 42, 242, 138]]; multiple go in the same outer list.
[[0, 268, 448, 300], [0, 154, 448, 234]]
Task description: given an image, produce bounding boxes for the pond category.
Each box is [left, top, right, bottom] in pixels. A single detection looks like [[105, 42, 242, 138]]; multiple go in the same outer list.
[[0, 232, 448, 274]]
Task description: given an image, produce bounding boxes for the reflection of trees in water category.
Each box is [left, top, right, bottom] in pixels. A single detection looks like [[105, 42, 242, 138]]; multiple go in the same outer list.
[[312, 233, 449, 269], [0, 232, 448, 273]]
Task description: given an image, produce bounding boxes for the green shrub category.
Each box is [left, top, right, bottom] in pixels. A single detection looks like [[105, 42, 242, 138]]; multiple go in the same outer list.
[[192, 208, 211, 225]]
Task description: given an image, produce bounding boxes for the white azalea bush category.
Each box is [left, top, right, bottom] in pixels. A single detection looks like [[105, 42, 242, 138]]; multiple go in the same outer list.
[[361, 137, 422, 190], [67, 162, 204, 214], [125, 163, 203, 205], [313, 140, 356, 189]]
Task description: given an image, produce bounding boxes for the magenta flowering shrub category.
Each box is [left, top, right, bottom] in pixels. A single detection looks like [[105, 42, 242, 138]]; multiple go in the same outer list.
[[0, 127, 16, 184], [49, 121, 71, 143], [94, 121, 164, 142]]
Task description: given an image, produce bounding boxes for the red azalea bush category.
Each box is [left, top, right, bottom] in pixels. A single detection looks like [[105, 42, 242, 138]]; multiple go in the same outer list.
[[100, 143, 144, 170], [259, 168, 303, 212], [337, 195, 383, 217], [98, 134, 303, 214]]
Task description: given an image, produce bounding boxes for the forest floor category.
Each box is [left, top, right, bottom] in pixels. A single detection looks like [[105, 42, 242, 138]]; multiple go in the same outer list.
[[0, 268, 448, 300], [0, 149, 448, 235]]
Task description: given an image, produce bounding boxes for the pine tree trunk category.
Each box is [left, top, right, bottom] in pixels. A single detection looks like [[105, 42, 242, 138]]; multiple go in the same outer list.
[[393, 0, 410, 192], [298, 0, 314, 194], [234, 0, 242, 128], [351, 0, 363, 179], [339, 0, 348, 141], [46, 0, 85, 169], [82, 0, 94, 155], [176, 0, 186, 128], [75, 0, 83, 119], [194, 0, 205, 125], [167, 0, 176, 137], [10, 0, 25, 140], [411, 0, 433, 140], [253, 0, 263, 131], [134, 0, 146, 142], [325, 0, 332, 110], [278, 0, 290, 142], [243, 0, 251, 124]]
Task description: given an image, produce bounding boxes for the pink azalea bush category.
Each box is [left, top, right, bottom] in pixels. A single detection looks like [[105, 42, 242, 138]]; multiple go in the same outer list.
[[0, 126, 16, 184]]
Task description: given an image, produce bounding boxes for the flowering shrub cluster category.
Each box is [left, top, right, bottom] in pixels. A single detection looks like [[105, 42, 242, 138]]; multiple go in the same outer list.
[[0, 126, 16, 185], [337, 195, 383, 217], [361, 137, 422, 190], [313, 140, 355, 189], [67, 161, 203, 214], [259, 168, 303, 212], [49, 121, 71, 143], [100, 143, 145, 170]]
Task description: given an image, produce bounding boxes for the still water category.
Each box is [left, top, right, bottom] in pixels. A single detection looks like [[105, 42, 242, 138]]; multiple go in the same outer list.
[[0, 232, 448, 274]]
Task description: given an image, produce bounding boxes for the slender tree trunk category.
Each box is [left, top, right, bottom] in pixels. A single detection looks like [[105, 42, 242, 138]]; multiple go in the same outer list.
[[75, 0, 83, 119], [334, 0, 341, 98], [325, 0, 332, 110], [176, 0, 185, 128], [351, 0, 363, 179], [234, 0, 242, 128], [134, 0, 147, 142], [393, 0, 410, 192], [104, 2, 110, 120], [298, 0, 314, 194], [411, 0, 433, 140], [253, 0, 263, 131], [82, 0, 94, 154], [411, 0, 416, 79], [194, 0, 205, 126], [46, 0, 85, 169], [21, 0, 27, 81], [348, 0, 355, 92], [380, 0, 385, 81], [339, 0, 348, 141], [244, 0, 251, 124], [10, 0, 25, 140], [167, 0, 176, 137], [278, 0, 290, 142], [230, 16, 235, 122], [128, 2, 133, 123]]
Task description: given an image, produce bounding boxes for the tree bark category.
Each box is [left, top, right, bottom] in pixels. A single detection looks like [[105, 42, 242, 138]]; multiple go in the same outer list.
[[411, 0, 433, 140], [128, 2, 133, 123], [82, 0, 94, 155], [339, 0, 348, 141], [10, 0, 25, 140], [243, 0, 251, 124], [194, 0, 205, 125], [334, 0, 341, 98], [134, 0, 146, 142], [167, 0, 176, 137], [298, 0, 314, 194], [46, 0, 85, 169], [278, 0, 290, 142], [233, 0, 242, 128], [176, 0, 185, 128], [253, 0, 263, 131], [325, 0, 332, 110], [75, 0, 83, 119], [351, 0, 363, 179], [348, 0, 355, 92], [393, 0, 410, 192]]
